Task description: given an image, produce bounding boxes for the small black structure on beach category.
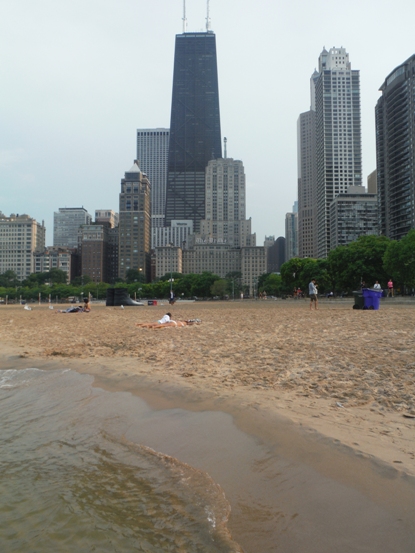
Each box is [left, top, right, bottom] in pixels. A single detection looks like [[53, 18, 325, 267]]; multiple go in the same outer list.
[[106, 288, 144, 307]]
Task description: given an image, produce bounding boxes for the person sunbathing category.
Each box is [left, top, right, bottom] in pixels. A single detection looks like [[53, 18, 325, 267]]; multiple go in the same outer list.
[[135, 313, 201, 328], [57, 298, 91, 313]]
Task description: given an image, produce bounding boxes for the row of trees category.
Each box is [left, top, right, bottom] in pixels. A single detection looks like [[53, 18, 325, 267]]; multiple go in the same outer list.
[[1, 231, 415, 301], [263, 231, 415, 296], [0, 269, 245, 302]]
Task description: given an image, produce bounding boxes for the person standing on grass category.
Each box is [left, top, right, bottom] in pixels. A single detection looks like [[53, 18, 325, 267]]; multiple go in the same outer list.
[[309, 279, 318, 310]]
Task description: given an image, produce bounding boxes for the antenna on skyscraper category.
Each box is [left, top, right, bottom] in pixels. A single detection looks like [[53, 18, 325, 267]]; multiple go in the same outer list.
[[224, 137, 227, 159], [182, 0, 187, 33], [206, 0, 211, 31]]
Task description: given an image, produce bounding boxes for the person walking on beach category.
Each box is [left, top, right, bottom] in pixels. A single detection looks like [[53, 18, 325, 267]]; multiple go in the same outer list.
[[387, 278, 394, 297], [309, 279, 318, 310], [373, 281, 382, 290]]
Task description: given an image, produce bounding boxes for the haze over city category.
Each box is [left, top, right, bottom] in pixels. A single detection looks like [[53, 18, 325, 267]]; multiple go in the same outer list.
[[2, 0, 415, 244]]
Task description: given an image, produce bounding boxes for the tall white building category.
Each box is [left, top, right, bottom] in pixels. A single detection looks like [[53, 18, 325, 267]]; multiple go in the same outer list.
[[136, 128, 169, 240], [314, 47, 362, 257], [297, 107, 318, 258], [53, 207, 92, 248], [0, 212, 46, 280]]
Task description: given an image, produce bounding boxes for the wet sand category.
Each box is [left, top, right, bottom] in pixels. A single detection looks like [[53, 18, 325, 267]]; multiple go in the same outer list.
[[1, 299, 415, 551]]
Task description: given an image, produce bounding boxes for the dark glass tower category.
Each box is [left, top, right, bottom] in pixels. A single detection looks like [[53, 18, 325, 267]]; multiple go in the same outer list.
[[165, 32, 222, 233], [376, 54, 415, 240]]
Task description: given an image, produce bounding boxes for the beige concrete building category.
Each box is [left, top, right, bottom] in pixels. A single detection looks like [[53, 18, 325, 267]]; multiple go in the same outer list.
[[33, 247, 75, 282], [0, 212, 46, 280], [199, 158, 256, 248], [155, 246, 183, 278], [118, 161, 151, 282]]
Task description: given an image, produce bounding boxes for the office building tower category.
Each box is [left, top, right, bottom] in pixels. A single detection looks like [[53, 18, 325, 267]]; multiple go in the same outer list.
[[297, 109, 318, 258], [267, 237, 286, 273], [329, 186, 378, 249], [285, 204, 298, 261], [314, 47, 362, 257], [200, 158, 255, 247], [95, 210, 119, 228], [367, 170, 377, 194], [53, 207, 92, 248], [376, 54, 415, 240], [165, 30, 222, 233], [118, 161, 151, 282], [137, 128, 170, 239], [0, 212, 45, 280], [79, 223, 112, 283]]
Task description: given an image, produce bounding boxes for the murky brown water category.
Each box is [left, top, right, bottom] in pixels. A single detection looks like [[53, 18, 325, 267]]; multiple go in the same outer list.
[[1, 364, 415, 553]]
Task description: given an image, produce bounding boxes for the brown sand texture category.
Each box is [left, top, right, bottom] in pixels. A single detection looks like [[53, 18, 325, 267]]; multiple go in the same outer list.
[[1, 299, 415, 476]]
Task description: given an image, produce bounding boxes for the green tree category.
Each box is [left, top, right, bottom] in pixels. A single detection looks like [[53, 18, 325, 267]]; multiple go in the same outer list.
[[0, 270, 20, 287], [125, 268, 146, 284], [47, 268, 67, 284], [383, 230, 415, 292], [210, 279, 227, 297], [259, 273, 283, 297], [71, 275, 93, 286], [327, 235, 390, 292]]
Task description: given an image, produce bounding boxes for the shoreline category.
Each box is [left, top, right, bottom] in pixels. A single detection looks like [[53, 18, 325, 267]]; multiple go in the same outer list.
[[2, 298, 415, 551]]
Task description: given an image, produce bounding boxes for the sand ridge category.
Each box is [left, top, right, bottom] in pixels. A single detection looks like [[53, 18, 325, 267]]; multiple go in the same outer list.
[[1, 299, 415, 476]]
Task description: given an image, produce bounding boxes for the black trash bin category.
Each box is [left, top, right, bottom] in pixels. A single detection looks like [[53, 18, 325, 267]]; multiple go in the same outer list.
[[352, 290, 365, 309]]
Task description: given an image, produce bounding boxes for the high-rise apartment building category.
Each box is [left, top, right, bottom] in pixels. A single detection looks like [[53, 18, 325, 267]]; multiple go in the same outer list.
[[376, 54, 415, 240], [297, 109, 318, 258], [53, 207, 92, 248], [118, 161, 151, 282], [165, 31, 222, 233], [0, 212, 45, 280], [329, 186, 378, 250], [314, 47, 362, 257], [136, 128, 169, 238]]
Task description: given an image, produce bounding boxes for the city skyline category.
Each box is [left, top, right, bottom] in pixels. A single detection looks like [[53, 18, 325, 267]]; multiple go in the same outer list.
[[2, 0, 415, 245]]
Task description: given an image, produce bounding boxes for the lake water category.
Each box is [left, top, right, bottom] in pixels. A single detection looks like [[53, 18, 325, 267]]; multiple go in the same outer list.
[[0, 367, 241, 552]]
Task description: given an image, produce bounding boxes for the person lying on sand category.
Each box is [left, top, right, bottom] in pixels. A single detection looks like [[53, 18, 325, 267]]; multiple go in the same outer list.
[[135, 313, 201, 329], [57, 298, 91, 313]]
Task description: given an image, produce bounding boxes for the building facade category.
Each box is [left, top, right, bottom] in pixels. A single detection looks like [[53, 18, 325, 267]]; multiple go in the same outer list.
[[79, 223, 111, 283], [329, 186, 378, 250], [285, 203, 298, 261], [376, 54, 415, 240], [95, 210, 119, 228], [267, 237, 286, 273], [0, 213, 46, 280], [136, 128, 169, 238], [53, 207, 92, 248], [118, 161, 151, 282], [33, 247, 75, 282], [199, 158, 255, 248], [165, 31, 222, 233], [297, 109, 318, 258], [152, 220, 193, 249], [314, 47, 362, 257]]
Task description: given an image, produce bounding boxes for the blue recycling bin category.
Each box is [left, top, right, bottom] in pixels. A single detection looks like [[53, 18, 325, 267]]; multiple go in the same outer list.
[[362, 288, 382, 310]]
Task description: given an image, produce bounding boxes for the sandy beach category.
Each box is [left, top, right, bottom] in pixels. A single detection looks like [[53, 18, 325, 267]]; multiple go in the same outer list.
[[1, 299, 415, 551]]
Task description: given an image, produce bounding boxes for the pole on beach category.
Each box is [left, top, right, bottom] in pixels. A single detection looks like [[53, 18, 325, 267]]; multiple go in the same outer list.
[[39, 292, 41, 305]]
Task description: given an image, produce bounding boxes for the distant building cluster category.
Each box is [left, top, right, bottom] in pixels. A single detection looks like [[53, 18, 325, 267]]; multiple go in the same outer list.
[[294, 48, 415, 258], [3, 33, 415, 289]]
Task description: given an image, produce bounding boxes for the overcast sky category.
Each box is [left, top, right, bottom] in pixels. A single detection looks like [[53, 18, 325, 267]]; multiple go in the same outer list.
[[2, 0, 415, 245]]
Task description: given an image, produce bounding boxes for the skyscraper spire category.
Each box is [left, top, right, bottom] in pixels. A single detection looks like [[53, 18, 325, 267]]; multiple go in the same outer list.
[[206, 0, 211, 31], [182, 0, 187, 33]]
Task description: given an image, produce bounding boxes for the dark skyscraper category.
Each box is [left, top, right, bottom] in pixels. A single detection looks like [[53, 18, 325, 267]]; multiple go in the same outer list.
[[376, 54, 415, 240], [165, 31, 222, 233]]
